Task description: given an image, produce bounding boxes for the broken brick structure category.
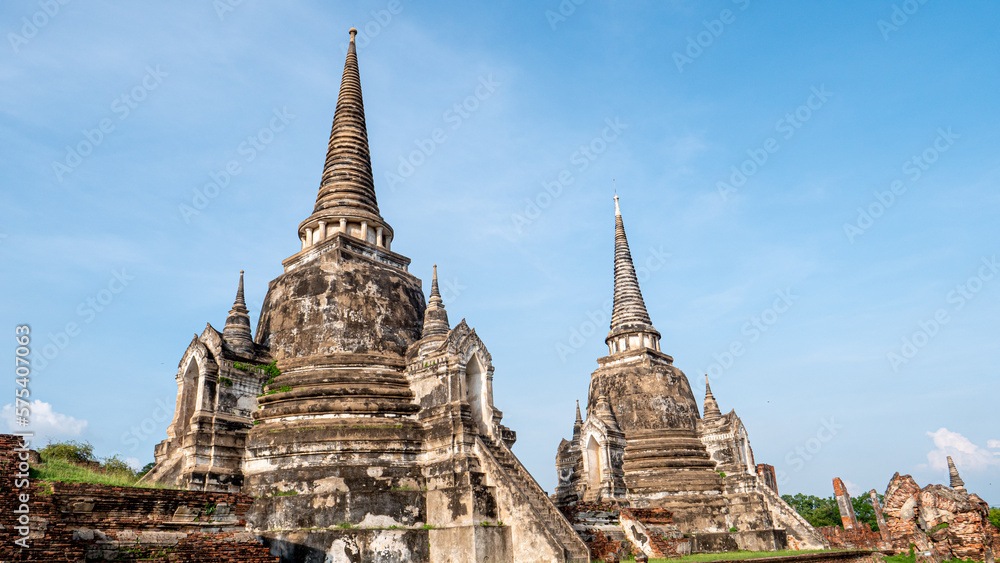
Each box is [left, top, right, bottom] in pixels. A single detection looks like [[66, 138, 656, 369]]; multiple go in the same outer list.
[[834, 477, 860, 530], [822, 464, 999, 562]]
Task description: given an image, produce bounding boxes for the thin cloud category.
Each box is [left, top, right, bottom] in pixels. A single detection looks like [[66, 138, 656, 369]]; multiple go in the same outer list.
[[925, 428, 1000, 472], [1, 400, 88, 441]]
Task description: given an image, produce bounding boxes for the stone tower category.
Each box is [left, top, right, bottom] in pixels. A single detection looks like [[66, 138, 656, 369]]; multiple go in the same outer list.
[[556, 195, 729, 532], [142, 271, 271, 492], [553, 196, 830, 551], [158, 28, 589, 562]]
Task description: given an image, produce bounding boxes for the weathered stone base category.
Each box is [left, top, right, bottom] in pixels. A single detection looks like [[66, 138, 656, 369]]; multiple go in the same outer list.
[[428, 525, 512, 563], [691, 529, 788, 553], [260, 529, 430, 563]]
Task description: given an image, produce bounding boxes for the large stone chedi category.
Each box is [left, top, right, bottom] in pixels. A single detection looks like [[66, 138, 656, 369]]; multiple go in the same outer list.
[[147, 29, 587, 563], [553, 198, 827, 550], [555, 196, 729, 532]]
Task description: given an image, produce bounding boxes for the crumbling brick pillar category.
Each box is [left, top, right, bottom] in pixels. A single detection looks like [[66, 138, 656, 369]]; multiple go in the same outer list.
[[833, 478, 859, 530], [869, 489, 888, 540]]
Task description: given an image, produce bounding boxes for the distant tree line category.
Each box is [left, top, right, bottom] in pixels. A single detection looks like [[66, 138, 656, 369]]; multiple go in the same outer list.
[[782, 493, 884, 531], [785, 494, 1000, 533]]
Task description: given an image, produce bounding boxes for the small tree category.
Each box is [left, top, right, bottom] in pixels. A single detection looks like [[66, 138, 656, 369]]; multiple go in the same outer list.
[[39, 441, 95, 464], [100, 455, 138, 477], [989, 508, 1000, 531], [137, 462, 156, 478], [781, 493, 842, 528]]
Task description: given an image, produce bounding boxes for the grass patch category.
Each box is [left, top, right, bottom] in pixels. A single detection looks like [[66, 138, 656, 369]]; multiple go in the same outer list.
[[658, 549, 834, 562], [272, 490, 298, 497], [30, 459, 172, 489], [884, 550, 976, 563]]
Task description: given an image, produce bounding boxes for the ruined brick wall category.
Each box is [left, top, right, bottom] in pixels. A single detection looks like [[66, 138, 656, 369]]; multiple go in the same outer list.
[[560, 502, 632, 561], [877, 472, 1000, 561], [817, 525, 881, 550], [0, 434, 277, 562], [0, 434, 32, 554]]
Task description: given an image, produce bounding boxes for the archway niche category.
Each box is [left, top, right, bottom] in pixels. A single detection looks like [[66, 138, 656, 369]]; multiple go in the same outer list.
[[586, 436, 603, 494], [176, 358, 200, 438], [464, 354, 488, 436]]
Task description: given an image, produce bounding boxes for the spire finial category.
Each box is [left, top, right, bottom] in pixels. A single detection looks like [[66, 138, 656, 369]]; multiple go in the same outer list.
[[429, 264, 442, 303], [606, 195, 658, 347], [575, 400, 583, 424], [223, 270, 254, 355], [298, 25, 391, 249], [421, 265, 450, 339]]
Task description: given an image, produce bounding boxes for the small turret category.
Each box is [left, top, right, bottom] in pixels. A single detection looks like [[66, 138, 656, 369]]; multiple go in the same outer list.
[[703, 375, 722, 421], [594, 394, 621, 432], [572, 400, 583, 441], [948, 456, 966, 492], [223, 270, 254, 355], [421, 265, 450, 340]]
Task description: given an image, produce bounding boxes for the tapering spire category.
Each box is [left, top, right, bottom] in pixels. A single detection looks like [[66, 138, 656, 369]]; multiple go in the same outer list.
[[703, 375, 722, 420], [606, 195, 660, 351], [572, 400, 583, 441], [421, 265, 450, 339], [947, 456, 966, 492], [223, 270, 254, 354], [298, 28, 392, 251], [316, 27, 380, 218]]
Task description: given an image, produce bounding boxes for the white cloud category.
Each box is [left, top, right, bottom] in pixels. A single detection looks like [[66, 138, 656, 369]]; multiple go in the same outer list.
[[842, 479, 866, 497], [125, 457, 142, 471], [1, 400, 88, 442], [988, 439, 1000, 449], [925, 428, 1000, 473]]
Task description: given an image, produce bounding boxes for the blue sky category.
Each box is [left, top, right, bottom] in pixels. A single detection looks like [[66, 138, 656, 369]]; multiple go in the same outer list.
[[1, 1, 997, 505]]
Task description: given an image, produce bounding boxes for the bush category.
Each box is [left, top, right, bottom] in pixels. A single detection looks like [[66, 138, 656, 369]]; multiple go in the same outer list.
[[39, 440, 95, 464], [101, 455, 137, 477], [989, 508, 1000, 530], [137, 462, 156, 478]]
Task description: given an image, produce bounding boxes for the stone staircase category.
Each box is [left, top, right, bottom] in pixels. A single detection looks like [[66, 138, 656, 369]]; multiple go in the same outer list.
[[759, 482, 830, 550], [479, 437, 590, 562]]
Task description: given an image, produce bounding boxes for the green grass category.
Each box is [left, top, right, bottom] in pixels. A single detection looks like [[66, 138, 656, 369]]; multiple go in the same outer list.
[[621, 549, 835, 562], [29, 459, 173, 489], [883, 551, 977, 563]]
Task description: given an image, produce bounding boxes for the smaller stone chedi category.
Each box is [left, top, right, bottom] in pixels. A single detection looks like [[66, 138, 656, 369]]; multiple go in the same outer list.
[[553, 196, 828, 550], [143, 28, 589, 562]]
